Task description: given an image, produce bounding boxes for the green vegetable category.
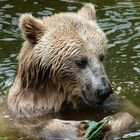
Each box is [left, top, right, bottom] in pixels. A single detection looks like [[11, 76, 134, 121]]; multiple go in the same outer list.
[[84, 116, 113, 140]]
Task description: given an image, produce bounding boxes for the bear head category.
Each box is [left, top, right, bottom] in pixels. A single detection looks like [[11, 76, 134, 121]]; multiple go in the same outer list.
[[8, 4, 113, 116]]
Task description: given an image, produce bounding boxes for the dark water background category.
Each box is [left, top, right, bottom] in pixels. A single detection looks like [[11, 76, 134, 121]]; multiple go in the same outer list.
[[0, 0, 140, 139]]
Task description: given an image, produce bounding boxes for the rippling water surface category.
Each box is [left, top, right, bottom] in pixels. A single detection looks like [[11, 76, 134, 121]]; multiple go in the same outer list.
[[0, 0, 140, 139]]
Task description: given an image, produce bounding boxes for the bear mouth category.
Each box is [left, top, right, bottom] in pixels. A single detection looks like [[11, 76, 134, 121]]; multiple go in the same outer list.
[[81, 91, 100, 107]]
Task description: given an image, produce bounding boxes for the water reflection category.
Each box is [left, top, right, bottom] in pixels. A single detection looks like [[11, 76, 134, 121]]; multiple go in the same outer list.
[[0, 0, 140, 139]]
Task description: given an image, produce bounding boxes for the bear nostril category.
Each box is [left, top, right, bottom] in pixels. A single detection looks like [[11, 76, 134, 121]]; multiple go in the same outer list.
[[97, 86, 113, 100], [98, 78, 113, 100]]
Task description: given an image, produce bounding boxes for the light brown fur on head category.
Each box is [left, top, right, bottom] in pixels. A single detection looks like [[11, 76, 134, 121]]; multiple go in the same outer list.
[[8, 4, 112, 117]]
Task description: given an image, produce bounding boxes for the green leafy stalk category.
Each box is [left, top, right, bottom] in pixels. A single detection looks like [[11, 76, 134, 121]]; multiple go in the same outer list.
[[84, 116, 113, 140]]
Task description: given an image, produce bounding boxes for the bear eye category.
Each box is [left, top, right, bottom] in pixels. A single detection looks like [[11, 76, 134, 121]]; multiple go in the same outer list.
[[99, 54, 105, 62], [75, 58, 88, 69]]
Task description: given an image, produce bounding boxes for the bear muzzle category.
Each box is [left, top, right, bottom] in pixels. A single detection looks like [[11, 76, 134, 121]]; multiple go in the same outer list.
[[96, 84, 113, 104], [81, 78, 113, 106]]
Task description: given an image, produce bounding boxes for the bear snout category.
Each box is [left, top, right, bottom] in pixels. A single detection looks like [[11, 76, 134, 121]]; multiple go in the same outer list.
[[81, 78, 113, 106], [96, 79, 113, 104], [97, 85, 113, 101]]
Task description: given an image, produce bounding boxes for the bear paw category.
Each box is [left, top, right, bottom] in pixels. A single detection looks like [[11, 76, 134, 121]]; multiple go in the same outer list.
[[77, 121, 90, 138]]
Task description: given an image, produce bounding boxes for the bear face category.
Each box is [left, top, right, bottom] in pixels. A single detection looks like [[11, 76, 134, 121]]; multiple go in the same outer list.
[[8, 4, 113, 117]]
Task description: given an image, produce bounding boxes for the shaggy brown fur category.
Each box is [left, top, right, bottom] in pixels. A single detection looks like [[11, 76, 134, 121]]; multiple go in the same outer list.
[[8, 3, 107, 117]]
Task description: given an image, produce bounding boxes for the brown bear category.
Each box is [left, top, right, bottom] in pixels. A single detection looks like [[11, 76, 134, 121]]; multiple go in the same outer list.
[[7, 3, 136, 140]]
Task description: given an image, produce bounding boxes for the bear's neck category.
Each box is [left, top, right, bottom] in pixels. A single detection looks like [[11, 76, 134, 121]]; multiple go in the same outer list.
[[7, 76, 66, 117]]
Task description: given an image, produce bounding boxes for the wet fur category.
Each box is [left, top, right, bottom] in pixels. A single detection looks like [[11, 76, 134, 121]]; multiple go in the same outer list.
[[7, 3, 136, 139], [8, 3, 106, 117]]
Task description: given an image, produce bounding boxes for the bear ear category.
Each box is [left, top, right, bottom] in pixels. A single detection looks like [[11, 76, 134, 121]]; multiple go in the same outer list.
[[19, 14, 45, 44], [78, 3, 96, 20]]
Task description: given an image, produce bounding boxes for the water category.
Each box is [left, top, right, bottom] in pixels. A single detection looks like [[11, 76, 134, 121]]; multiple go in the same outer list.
[[0, 0, 140, 139]]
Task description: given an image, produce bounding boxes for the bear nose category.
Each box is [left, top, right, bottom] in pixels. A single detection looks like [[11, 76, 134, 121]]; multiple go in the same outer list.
[[97, 78, 113, 100], [97, 86, 113, 100]]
